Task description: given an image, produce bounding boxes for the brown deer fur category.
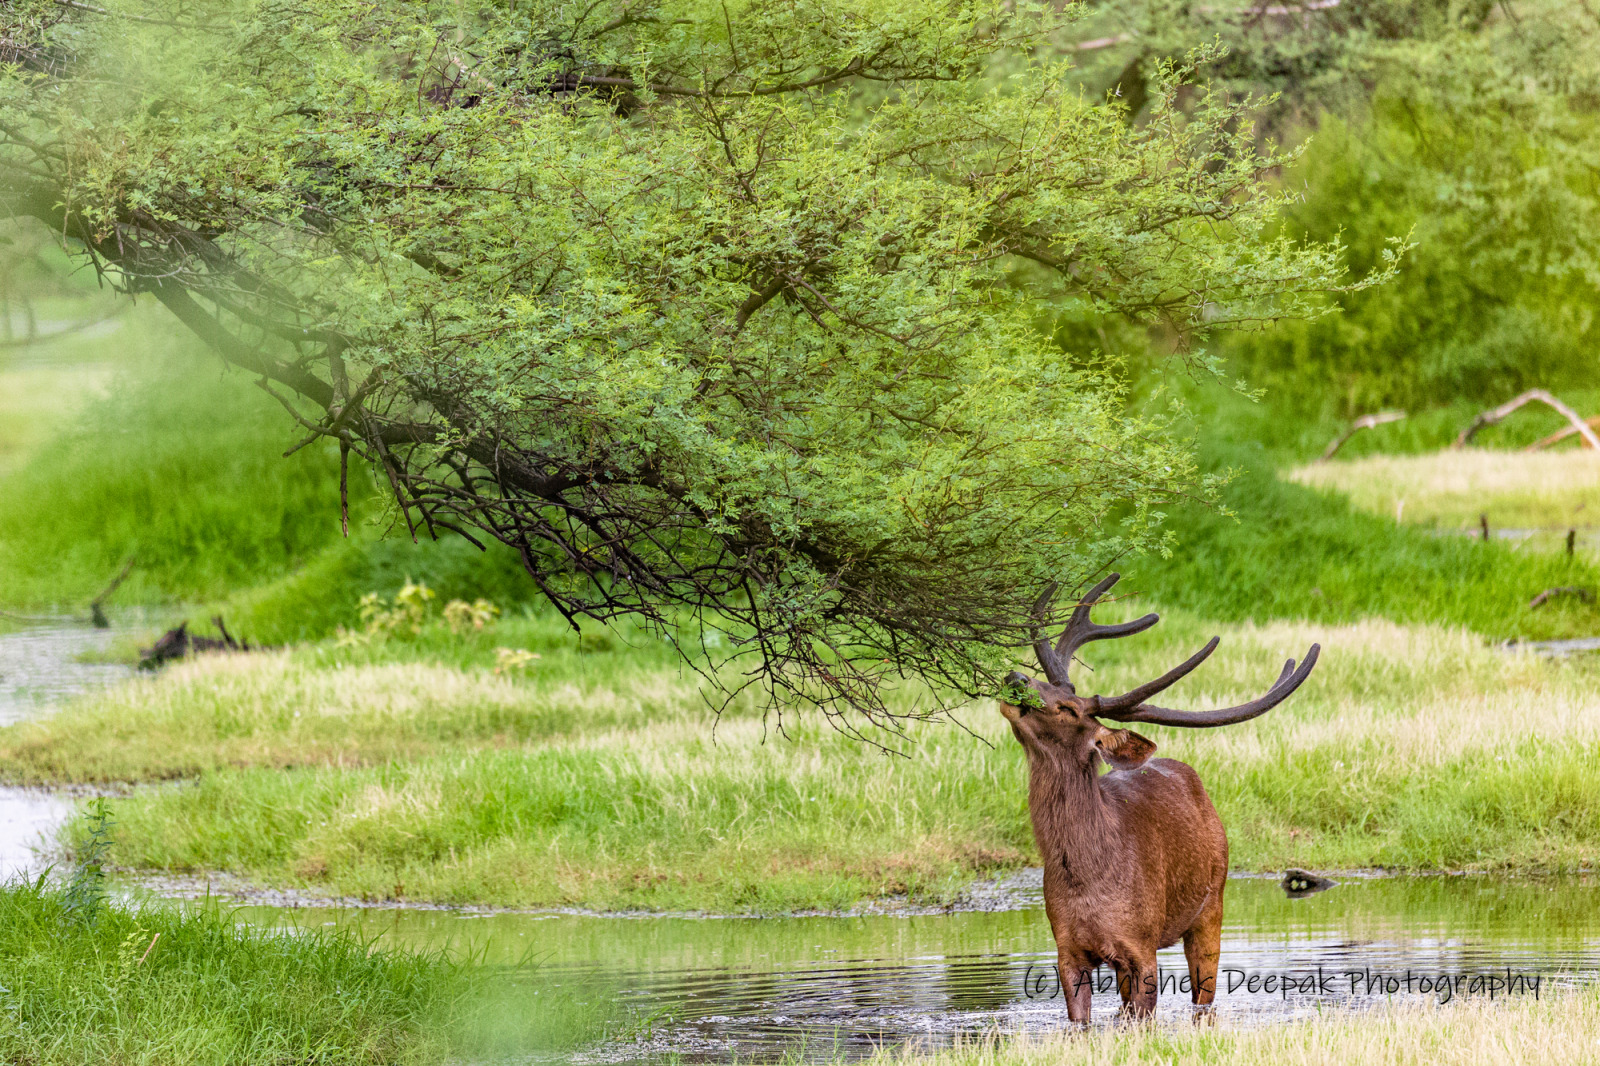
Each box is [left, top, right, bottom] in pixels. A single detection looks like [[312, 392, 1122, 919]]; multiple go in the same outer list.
[[999, 574, 1319, 1021]]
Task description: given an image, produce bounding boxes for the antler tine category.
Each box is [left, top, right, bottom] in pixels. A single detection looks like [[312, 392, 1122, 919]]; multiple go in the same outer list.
[[1098, 644, 1322, 728], [1030, 582, 1070, 685], [1052, 573, 1159, 693], [1091, 637, 1220, 715]]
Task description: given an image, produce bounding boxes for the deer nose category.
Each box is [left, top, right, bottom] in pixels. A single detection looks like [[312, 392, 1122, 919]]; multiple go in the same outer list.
[[1005, 671, 1033, 686]]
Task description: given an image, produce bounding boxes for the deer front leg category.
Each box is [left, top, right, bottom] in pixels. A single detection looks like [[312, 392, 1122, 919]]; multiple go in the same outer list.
[[1113, 952, 1160, 1018], [1056, 950, 1094, 1023], [1182, 891, 1224, 1008]]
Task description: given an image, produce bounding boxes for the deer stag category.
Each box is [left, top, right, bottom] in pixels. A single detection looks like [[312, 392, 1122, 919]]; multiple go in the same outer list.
[[999, 574, 1319, 1022]]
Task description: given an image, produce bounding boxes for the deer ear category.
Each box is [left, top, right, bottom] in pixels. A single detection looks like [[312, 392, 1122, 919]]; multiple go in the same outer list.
[[1096, 726, 1157, 770]]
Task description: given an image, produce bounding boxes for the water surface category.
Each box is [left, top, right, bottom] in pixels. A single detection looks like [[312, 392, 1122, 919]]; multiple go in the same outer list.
[[0, 618, 132, 725], [237, 872, 1600, 1062], [0, 619, 135, 876]]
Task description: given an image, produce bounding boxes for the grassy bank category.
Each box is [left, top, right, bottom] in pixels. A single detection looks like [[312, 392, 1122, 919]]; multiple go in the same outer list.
[[0, 880, 479, 1064], [7, 611, 1596, 913], [874, 987, 1600, 1066], [0, 326, 350, 607], [1287, 450, 1600, 531], [1126, 441, 1600, 641]]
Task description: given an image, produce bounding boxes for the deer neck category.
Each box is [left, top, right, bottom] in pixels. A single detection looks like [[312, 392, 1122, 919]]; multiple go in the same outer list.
[[1025, 747, 1120, 871]]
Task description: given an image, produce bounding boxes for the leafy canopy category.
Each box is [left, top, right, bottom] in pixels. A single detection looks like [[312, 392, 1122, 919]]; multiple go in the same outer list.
[[0, 0, 1372, 728]]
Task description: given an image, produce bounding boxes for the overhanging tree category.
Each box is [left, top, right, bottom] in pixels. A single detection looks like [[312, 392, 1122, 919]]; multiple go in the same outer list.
[[0, 0, 1380, 730]]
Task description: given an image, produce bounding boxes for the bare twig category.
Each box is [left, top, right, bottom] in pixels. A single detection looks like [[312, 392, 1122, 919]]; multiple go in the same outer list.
[[1318, 410, 1406, 462], [53, 0, 222, 30], [89, 556, 135, 628], [1454, 389, 1600, 450], [1526, 414, 1600, 452]]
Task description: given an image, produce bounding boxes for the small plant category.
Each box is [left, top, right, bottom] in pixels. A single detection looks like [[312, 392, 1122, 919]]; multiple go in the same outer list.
[[493, 647, 541, 675], [358, 581, 436, 637], [61, 797, 114, 926], [342, 583, 502, 644], [444, 598, 499, 634]]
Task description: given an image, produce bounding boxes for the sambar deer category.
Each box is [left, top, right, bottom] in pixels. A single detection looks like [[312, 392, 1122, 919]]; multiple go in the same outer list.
[[999, 574, 1319, 1022]]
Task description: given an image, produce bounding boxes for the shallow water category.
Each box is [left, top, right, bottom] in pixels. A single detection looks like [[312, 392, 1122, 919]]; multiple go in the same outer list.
[[0, 787, 71, 879], [237, 872, 1600, 1062], [0, 618, 133, 725], [0, 619, 137, 876]]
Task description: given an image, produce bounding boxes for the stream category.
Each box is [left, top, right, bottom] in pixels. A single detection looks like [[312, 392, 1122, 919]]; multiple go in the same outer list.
[[239, 872, 1599, 1061], [0, 621, 1596, 1062], [0, 617, 132, 879]]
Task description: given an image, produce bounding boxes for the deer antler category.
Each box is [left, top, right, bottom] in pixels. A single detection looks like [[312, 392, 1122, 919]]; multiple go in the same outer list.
[[1033, 573, 1158, 692], [1030, 573, 1320, 725], [1093, 645, 1320, 728]]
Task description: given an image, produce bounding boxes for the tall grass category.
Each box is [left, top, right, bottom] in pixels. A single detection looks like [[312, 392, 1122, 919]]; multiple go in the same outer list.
[[0, 880, 468, 1064], [13, 611, 1597, 912], [0, 316, 541, 625], [212, 535, 541, 646], [1126, 440, 1600, 641], [0, 329, 350, 606]]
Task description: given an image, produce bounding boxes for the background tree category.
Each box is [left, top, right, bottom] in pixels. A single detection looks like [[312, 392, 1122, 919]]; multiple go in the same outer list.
[[0, 0, 1374, 729], [1069, 0, 1600, 418]]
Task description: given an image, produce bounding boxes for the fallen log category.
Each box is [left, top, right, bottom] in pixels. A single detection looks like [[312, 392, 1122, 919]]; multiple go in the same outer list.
[[1318, 410, 1407, 462], [1282, 869, 1338, 898], [139, 616, 250, 670], [1528, 587, 1595, 610], [1526, 414, 1600, 452], [1454, 389, 1600, 450]]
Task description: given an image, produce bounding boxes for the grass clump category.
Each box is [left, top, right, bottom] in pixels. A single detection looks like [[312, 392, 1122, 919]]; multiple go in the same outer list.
[[0, 611, 684, 782], [0, 879, 469, 1064], [873, 987, 1600, 1065], [13, 612, 1598, 912]]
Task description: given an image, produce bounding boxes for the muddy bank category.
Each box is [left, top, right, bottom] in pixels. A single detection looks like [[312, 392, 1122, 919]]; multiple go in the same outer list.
[[123, 866, 1482, 919]]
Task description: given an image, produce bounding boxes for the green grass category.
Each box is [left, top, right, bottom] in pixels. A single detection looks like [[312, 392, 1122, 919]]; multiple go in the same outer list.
[[0, 362, 112, 478], [210, 535, 542, 646], [868, 985, 1600, 1065], [0, 324, 350, 607], [0, 878, 545, 1064], [8, 609, 1596, 913], [1125, 439, 1600, 642], [0, 313, 541, 628]]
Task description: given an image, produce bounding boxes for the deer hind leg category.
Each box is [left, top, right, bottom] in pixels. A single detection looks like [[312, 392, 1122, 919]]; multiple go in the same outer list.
[[1182, 888, 1225, 1007]]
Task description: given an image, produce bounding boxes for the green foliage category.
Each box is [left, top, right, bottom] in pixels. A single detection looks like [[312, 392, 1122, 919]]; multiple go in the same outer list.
[[1229, 97, 1600, 414], [0, 0, 1375, 715], [59, 797, 113, 926], [1187, 0, 1600, 416], [357, 582, 438, 639]]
